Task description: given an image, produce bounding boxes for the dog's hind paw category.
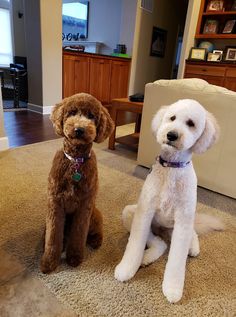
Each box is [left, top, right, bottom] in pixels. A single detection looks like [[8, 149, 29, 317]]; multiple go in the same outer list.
[[114, 262, 137, 282], [141, 240, 167, 267], [66, 253, 83, 267], [87, 233, 103, 249]]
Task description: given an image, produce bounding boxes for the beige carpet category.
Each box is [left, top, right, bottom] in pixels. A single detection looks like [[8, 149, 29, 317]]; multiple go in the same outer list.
[[0, 138, 236, 317]]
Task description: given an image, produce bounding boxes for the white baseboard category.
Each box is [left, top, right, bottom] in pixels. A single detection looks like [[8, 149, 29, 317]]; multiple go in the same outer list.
[[0, 136, 9, 151], [28, 103, 53, 115]]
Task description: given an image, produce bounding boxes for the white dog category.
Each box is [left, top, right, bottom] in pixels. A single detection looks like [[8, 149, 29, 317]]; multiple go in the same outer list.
[[115, 99, 224, 303]]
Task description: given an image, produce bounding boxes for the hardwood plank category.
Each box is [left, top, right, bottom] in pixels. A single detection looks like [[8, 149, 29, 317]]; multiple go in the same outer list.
[[3, 110, 59, 148]]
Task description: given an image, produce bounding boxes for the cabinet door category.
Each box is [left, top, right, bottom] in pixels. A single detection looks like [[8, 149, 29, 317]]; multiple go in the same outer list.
[[89, 58, 111, 104], [224, 68, 236, 92], [74, 56, 90, 94], [63, 56, 75, 98], [110, 61, 130, 101]]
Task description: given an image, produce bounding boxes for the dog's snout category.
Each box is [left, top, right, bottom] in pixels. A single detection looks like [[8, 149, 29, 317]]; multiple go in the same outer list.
[[167, 131, 178, 142], [75, 127, 85, 138]]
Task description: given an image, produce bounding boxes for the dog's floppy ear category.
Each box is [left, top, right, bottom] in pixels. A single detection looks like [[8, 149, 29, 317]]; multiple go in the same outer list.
[[95, 106, 114, 143], [151, 106, 168, 134], [191, 111, 219, 154], [50, 102, 64, 136]]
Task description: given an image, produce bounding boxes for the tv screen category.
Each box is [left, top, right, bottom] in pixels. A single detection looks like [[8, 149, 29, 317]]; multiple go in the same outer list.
[[62, 1, 89, 40]]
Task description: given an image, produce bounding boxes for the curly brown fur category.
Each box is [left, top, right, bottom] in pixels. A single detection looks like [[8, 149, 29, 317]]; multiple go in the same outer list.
[[40, 93, 114, 273]]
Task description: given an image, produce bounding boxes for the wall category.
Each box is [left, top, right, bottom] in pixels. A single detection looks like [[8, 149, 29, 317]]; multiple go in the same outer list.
[[177, 0, 201, 78], [86, 0, 123, 55], [0, 84, 9, 151], [119, 0, 137, 55], [62, 0, 137, 56], [12, 0, 26, 57], [129, 0, 188, 95], [24, 0, 62, 113], [24, 0, 43, 107]]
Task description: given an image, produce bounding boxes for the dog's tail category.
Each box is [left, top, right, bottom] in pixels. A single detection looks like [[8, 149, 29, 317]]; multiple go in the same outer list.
[[194, 213, 225, 235]]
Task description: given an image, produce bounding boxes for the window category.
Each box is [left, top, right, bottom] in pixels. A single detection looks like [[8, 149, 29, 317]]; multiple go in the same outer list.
[[62, 1, 89, 40], [0, 1, 13, 67]]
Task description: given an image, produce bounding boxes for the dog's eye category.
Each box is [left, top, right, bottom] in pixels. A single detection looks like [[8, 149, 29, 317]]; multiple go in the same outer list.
[[170, 115, 176, 121], [186, 119, 195, 127], [68, 110, 77, 117], [88, 112, 95, 120]]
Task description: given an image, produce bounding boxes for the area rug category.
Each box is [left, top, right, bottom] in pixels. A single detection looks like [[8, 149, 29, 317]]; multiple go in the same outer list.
[[0, 139, 236, 317]]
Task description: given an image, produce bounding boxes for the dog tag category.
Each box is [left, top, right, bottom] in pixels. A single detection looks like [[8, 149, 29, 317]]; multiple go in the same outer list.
[[72, 172, 82, 182]]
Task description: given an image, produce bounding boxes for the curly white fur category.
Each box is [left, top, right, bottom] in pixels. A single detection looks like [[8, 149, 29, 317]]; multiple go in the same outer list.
[[115, 99, 223, 303]]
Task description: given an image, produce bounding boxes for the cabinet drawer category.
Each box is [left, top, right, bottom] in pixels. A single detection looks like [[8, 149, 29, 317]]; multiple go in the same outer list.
[[185, 64, 225, 77], [225, 67, 236, 78]]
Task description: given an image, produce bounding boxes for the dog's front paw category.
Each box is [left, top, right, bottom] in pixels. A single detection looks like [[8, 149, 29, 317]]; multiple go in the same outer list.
[[40, 253, 59, 274], [162, 280, 183, 303], [114, 261, 137, 282]]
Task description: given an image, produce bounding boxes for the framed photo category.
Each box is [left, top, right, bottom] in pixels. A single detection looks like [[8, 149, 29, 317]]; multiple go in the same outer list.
[[213, 49, 223, 60], [207, 52, 222, 62], [222, 20, 236, 33], [231, 0, 236, 11], [189, 47, 207, 61], [150, 27, 167, 57], [206, 0, 224, 11], [225, 47, 236, 61], [203, 19, 219, 34]]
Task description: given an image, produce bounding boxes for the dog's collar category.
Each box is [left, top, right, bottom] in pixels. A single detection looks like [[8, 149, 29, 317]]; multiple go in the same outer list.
[[64, 151, 91, 163], [64, 151, 91, 182], [158, 156, 190, 168]]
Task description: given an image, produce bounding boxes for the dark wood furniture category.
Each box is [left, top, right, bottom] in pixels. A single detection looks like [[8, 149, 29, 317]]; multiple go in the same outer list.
[[108, 98, 143, 151], [184, 60, 236, 91], [184, 0, 236, 91], [63, 51, 131, 104], [196, 0, 236, 39]]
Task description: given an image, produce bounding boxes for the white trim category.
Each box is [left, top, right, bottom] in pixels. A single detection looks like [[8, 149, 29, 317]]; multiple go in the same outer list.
[[28, 103, 53, 115], [0, 136, 9, 151]]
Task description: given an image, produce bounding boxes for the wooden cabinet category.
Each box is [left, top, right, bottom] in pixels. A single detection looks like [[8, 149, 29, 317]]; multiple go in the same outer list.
[[184, 61, 236, 91], [110, 61, 130, 101], [224, 67, 236, 91], [74, 56, 90, 95], [63, 55, 75, 98], [63, 51, 131, 103], [89, 58, 111, 103]]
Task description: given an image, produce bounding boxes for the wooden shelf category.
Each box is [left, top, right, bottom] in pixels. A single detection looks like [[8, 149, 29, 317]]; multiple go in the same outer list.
[[195, 33, 236, 38], [196, 0, 236, 40], [115, 133, 140, 150], [202, 11, 236, 15]]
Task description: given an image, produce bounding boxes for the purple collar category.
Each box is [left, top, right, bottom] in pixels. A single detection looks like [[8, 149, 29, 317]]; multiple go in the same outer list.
[[64, 151, 91, 163], [64, 151, 91, 182], [158, 156, 190, 168]]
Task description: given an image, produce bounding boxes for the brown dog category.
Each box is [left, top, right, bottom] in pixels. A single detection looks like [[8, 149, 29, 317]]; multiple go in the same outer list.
[[40, 93, 114, 273]]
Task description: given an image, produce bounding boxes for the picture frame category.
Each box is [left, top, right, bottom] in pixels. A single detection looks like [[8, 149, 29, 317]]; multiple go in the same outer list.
[[207, 52, 222, 62], [213, 49, 223, 60], [150, 27, 167, 57], [231, 0, 236, 11], [225, 47, 236, 61], [206, 0, 224, 12], [222, 20, 236, 34], [203, 19, 219, 34], [189, 47, 207, 61]]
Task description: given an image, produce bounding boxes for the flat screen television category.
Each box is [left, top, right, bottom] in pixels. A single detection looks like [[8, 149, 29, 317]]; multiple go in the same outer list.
[[62, 1, 89, 40]]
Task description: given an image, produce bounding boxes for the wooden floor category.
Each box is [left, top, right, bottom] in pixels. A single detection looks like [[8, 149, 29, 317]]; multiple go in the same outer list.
[[3, 110, 59, 148]]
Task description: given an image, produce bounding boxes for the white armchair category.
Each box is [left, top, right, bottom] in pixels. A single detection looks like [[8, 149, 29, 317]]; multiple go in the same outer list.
[[137, 79, 236, 199]]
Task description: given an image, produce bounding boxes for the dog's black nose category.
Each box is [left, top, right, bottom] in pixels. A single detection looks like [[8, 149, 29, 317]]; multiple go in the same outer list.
[[167, 131, 178, 141], [75, 127, 85, 138]]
